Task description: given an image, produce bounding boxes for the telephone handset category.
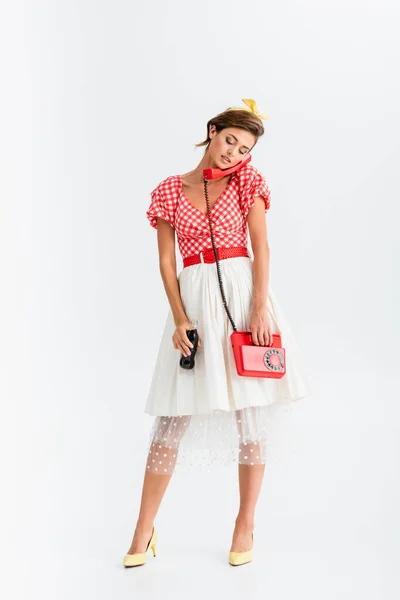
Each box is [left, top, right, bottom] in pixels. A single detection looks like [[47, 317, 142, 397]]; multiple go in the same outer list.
[[202, 153, 252, 180]]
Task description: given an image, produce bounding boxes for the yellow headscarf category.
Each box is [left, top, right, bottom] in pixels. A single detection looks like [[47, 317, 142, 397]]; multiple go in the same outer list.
[[226, 98, 269, 120]]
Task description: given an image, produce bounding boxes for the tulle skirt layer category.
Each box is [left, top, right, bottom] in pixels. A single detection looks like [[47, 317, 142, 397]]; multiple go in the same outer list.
[[144, 255, 311, 475]]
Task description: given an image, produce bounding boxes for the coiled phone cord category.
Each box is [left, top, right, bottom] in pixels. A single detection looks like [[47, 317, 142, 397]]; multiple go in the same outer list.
[[203, 176, 238, 333]]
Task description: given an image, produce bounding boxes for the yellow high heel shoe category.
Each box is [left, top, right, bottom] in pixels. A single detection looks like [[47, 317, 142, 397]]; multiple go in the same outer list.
[[228, 532, 254, 566], [123, 526, 158, 568]]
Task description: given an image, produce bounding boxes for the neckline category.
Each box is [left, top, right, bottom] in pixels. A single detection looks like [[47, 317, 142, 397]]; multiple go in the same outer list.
[[178, 173, 236, 219]]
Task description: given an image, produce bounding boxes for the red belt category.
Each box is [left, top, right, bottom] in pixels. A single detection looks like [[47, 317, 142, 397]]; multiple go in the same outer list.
[[183, 245, 250, 268]]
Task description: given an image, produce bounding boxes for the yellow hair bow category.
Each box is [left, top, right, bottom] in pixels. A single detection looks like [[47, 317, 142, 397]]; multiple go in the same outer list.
[[226, 98, 269, 120]]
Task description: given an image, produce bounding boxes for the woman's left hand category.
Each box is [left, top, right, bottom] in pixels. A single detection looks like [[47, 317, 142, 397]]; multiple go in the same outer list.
[[249, 307, 273, 346]]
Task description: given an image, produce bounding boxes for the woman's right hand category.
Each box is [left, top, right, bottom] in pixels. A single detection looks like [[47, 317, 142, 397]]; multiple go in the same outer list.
[[172, 319, 202, 356]]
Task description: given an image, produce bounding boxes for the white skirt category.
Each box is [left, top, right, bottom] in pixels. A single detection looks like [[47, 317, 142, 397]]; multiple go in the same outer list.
[[144, 255, 312, 475]]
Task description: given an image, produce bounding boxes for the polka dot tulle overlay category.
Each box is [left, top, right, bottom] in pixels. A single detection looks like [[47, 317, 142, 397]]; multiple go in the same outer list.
[[146, 402, 296, 475]]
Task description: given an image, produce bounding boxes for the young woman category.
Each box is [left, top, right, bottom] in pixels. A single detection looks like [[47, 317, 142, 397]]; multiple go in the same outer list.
[[123, 99, 311, 567]]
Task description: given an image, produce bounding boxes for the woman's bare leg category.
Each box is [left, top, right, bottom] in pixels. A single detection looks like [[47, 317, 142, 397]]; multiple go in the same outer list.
[[126, 468, 173, 554], [126, 415, 190, 554], [230, 458, 265, 552], [230, 407, 267, 552]]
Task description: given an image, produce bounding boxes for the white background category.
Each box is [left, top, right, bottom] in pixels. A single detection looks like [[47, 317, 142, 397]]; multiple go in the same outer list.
[[1, 0, 399, 598]]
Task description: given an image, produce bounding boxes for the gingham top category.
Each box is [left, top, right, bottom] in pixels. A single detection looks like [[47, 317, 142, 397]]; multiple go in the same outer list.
[[146, 163, 271, 260]]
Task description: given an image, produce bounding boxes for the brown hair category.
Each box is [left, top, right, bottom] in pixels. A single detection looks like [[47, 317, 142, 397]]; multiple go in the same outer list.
[[195, 107, 265, 152]]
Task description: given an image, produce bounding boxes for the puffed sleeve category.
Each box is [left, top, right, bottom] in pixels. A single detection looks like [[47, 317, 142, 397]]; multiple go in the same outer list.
[[240, 169, 271, 219], [146, 183, 176, 229]]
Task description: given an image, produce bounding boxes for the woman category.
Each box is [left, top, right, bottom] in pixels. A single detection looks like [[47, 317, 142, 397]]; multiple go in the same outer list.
[[123, 99, 311, 568]]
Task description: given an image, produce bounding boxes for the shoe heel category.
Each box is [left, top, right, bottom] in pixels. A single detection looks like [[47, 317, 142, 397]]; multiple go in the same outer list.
[[150, 528, 158, 557]]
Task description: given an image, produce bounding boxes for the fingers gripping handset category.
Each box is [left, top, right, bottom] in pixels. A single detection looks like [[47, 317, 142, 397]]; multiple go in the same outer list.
[[175, 319, 200, 370]]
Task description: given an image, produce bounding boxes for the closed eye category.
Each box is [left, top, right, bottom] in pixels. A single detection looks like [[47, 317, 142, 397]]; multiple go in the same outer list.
[[226, 139, 247, 155]]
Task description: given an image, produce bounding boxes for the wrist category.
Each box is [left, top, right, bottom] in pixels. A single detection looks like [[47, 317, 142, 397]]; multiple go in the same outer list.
[[251, 299, 266, 313], [173, 312, 188, 327]]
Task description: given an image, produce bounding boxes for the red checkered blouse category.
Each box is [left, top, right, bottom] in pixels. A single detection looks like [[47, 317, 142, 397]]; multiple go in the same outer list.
[[146, 163, 271, 260]]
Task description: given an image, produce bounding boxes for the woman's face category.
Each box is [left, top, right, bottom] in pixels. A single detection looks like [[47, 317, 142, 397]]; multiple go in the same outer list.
[[208, 126, 256, 169]]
